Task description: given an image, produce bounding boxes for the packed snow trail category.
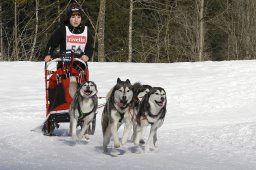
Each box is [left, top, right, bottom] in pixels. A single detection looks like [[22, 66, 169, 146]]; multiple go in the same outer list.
[[0, 61, 256, 170]]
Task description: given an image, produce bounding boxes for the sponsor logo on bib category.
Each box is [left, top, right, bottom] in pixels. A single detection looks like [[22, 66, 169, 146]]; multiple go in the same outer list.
[[67, 35, 86, 44]]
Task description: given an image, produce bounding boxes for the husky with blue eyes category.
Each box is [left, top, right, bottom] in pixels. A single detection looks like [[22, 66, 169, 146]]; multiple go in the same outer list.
[[134, 87, 167, 152], [101, 78, 134, 153]]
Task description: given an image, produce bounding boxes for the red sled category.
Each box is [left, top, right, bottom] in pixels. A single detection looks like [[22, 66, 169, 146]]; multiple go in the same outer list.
[[42, 51, 94, 136]]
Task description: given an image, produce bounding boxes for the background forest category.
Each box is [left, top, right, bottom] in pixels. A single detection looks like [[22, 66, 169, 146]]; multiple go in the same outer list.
[[0, 0, 256, 63]]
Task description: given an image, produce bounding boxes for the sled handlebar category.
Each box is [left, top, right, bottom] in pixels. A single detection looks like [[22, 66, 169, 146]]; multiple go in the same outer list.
[[74, 58, 87, 66], [45, 58, 87, 70]]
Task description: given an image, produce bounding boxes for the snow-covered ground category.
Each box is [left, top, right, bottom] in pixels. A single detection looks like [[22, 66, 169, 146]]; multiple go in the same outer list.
[[0, 61, 256, 170]]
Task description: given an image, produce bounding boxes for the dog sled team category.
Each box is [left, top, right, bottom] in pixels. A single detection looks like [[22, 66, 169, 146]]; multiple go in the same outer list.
[[43, 65, 167, 153], [42, 1, 167, 153]]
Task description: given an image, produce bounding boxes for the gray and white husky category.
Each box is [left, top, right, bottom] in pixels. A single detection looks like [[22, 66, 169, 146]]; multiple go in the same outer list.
[[134, 87, 167, 151], [101, 78, 134, 152], [69, 76, 98, 141]]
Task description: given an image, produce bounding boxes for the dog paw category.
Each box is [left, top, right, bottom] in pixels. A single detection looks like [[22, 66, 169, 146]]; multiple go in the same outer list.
[[134, 140, 139, 145], [121, 139, 127, 145], [152, 147, 159, 152], [139, 139, 145, 144], [144, 145, 150, 152], [72, 136, 79, 141], [103, 146, 108, 153], [84, 134, 90, 140], [77, 134, 85, 141], [114, 143, 121, 148]]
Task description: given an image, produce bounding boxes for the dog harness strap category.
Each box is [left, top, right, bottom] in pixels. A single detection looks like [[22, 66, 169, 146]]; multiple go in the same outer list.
[[128, 106, 137, 123], [78, 94, 98, 119], [119, 112, 124, 123], [147, 110, 161, 118], [78, 101, 93, 119], [147, 119, 154, 125]]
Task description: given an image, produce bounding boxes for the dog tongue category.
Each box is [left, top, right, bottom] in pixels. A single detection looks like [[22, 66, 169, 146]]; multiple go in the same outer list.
[[85, 91, 91, 96], [156, 101, 163, 106], [120, 100, 127, 107]]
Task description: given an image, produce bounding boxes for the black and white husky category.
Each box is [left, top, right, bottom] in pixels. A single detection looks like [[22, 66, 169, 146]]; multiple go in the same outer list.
[[69, 76, 98, 141], [134, 87, 167, 151], [101, 78, 134, 152], [131, 82, 152, 142]]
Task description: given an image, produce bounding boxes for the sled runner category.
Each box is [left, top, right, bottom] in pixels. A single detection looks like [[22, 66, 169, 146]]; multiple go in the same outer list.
[[42, 50, 96, 136]]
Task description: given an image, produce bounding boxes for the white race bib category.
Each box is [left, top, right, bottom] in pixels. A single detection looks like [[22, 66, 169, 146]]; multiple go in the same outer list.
[[66, 26, 87, 54]]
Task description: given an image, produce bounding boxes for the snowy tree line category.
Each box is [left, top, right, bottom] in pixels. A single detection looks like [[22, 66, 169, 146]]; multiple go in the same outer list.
[[1, 0, 256, 62]]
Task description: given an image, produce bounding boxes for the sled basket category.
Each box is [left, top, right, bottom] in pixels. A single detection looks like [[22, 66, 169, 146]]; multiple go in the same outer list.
[[42, 51, 95, 136]]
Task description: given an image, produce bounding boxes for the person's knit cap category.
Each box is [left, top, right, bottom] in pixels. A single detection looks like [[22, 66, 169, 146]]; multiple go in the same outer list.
[[66, 2, 82, 18]]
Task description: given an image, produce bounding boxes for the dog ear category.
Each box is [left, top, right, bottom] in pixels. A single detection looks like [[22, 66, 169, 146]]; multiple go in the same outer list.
[[91, 81, 98, 92], [117, 77, 121, 83], [149, 87, 158, 96], [125, 79, 131, 84]]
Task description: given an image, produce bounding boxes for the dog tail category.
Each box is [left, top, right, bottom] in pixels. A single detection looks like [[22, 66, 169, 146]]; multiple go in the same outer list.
[[69, 76, 77, 98]]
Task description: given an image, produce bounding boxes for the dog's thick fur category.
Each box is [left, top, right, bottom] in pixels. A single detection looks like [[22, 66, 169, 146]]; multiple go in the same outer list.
[[69, 76, 98, 140], [131, 82, 152, 142], [134, 87, 167, 151], [132, 82, 152, 106], [101, 78, 134, 152]]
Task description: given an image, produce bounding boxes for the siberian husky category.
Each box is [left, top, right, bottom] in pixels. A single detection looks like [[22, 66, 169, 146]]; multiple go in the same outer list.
[[134, 87, 167, 151], [69, 76, 98, 141], [101, 78, 134, 152], [131, 82, 152, 142]]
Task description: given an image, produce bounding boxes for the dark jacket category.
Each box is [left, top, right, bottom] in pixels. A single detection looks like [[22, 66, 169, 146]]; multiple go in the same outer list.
[[44, 23, 94, 60]]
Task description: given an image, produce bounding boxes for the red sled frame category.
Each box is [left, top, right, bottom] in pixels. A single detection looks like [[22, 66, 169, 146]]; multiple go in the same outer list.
[[42, 51, 89, 136]]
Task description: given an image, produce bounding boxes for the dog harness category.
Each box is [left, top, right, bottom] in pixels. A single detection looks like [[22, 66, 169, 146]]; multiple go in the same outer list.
[[78, 102, 94, 119], [145, 108, 166, 125], [74, 94, 98, 119]]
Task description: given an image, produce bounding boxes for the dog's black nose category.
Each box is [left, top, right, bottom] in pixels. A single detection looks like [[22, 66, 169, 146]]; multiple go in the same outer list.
[[122, 96, 127, 101]]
